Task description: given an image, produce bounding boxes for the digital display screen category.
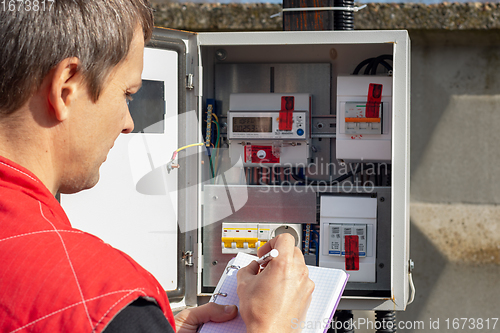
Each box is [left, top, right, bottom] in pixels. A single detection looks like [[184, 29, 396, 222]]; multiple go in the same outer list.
[[233, 117, 273, 133]]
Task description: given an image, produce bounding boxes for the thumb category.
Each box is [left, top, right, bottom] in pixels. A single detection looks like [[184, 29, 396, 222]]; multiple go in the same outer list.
[[199, 303, 238, 323], [237, 260, 260, 280], [175, 303, 238, 331]]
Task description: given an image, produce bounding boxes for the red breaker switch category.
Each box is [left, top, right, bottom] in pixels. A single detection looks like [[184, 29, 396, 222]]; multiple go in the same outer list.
[[345, 235, 360, 271], [366, 83, 382, 118], [279, 96, 294, 131]]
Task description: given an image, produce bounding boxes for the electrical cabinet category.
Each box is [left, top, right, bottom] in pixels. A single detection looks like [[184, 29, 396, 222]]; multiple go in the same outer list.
[[61, 29, 411, 311]]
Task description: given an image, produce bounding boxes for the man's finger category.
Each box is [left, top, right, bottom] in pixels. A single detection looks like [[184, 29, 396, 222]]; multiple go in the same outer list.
[[238, 260, 260, 279], [257, 233, 296, 258], [256, 241, 272, 257], [175, 303, 238, 329]]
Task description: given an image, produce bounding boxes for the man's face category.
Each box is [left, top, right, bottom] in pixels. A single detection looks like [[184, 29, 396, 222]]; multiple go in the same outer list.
[[58, 29, 144, 194]]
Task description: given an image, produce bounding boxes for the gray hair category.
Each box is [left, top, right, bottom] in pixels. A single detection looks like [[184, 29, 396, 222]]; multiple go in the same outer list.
[[0, 0, 154, 114]]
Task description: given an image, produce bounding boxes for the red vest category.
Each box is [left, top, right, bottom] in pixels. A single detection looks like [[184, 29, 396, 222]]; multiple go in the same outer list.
[[0, 156, 176, 332]]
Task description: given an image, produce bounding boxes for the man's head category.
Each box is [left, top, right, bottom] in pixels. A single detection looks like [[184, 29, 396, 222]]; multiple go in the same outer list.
[[0, 0, 153, 114], [0, 1, 154, 195]]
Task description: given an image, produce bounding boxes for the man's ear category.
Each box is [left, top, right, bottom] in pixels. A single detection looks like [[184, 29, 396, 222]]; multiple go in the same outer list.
[[48, 57, 82, 122]]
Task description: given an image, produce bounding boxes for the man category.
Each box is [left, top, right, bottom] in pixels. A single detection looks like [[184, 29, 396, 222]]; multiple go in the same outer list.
[[0, 1, 314, 332]]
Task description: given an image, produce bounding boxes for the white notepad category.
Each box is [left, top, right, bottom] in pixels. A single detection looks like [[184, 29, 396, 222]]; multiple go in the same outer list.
[[198, 252, 349, 333]]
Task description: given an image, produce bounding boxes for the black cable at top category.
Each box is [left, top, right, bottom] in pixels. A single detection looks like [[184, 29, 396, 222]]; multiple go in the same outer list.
[[366, 54, 393, 75], [353, 55, 393, 75], [353, 58, 375, 75]]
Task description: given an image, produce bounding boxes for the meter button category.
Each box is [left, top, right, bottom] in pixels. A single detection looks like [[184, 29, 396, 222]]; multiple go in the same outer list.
[[297, 128, 304, 136]]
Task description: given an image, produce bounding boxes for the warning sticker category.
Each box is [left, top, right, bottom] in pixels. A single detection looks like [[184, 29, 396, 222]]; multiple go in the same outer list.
[[366, 83, 382, 118], [345, 235, 360, 271], [244, 145, 280, 164], [279, 96, 294, 131]]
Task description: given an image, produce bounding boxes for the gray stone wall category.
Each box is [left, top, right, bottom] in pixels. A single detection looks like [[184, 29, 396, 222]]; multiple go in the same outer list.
[[152, 3, 282, 31], [357, 3, 500, 30], [151, 2, 500, 31]]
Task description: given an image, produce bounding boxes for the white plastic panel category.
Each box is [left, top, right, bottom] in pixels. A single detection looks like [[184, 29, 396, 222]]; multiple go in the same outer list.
[[61, 47, 179, 290], [319, 196, 377, 283]]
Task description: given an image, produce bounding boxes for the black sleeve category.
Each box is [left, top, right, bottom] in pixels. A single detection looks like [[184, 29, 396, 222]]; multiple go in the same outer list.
[[103, 297, 175, 333]]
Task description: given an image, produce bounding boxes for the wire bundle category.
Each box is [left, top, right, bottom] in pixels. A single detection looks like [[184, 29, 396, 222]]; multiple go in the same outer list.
[[207, 114, 221, 179], [353, 55, 393, 75]]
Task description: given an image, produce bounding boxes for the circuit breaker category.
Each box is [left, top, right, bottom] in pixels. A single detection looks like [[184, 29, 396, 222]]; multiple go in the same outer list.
[[221, 222, 271, 254], [328, 224, 367, 257], [344, 103, 381, 135], [319, 196, 377, 282], [221, 222, 301, 254], [336, 76, 393, 162]]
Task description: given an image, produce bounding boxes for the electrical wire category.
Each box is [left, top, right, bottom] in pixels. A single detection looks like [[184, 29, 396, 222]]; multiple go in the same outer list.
[[211, 120, 221, 177], [208, 154, 215, 179], [311, 229, 320, 240], [311, 239, 319, 264], [353, 55, 393, 75], [171, 143, 205, 160], [353, 57, 374, 75], [408, 271, 416, 305], [366, 54, 392, 75], [166, 142, 205, 173], [368, 54, 393, 75]]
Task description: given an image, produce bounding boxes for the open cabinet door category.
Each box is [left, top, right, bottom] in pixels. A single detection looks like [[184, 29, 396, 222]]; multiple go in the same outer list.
[[61, 28, 199, 306]]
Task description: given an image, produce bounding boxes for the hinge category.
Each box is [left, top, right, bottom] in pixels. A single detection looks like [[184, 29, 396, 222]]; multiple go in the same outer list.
[[182, 250, 194, 266], [186, 73, 194, 90]]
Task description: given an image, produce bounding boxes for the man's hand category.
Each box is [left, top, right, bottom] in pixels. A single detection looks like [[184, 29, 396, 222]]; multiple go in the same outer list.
[[174, 303, 237, 333], [237, 233, 315, 333]]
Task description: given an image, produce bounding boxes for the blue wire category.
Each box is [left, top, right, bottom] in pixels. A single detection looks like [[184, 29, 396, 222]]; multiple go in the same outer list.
[[312, 229, 320, 238], [312, 239, 319, 265]]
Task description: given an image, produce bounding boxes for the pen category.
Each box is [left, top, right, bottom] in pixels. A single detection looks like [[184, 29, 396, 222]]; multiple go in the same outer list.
[[256, 249, 279, 265]]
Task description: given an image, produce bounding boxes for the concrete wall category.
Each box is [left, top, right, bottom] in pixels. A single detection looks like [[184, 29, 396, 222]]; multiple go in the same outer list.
[[152, 4, 500, 331], [399, 29, 500, 332]]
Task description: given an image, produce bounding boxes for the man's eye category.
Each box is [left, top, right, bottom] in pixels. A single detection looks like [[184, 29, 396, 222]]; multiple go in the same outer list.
[[126, 93, 134, 105]]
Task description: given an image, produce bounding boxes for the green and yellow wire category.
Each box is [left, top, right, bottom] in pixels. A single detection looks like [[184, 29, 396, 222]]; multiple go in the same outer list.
[[166, 142, 205, 173], [167, 113, 221, 176]]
